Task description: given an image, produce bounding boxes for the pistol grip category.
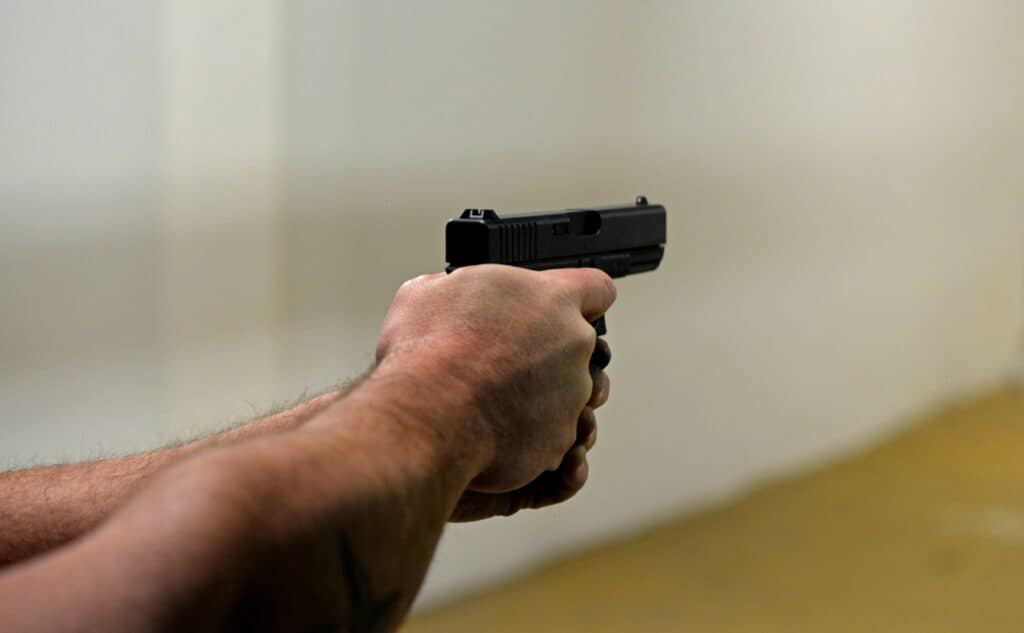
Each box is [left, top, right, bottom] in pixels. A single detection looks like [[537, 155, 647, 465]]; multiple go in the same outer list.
[[591, 316, 607, 336]]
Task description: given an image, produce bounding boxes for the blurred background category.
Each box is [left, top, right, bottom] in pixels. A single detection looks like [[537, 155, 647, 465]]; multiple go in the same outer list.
[[2, 1, 1023, 630]]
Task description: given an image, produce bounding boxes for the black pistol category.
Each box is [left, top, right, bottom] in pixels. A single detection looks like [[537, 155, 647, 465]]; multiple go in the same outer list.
[[445, 195, 667, 335]]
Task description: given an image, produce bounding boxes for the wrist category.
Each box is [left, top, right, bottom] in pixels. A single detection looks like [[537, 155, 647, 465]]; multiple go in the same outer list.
[[309, 351, 495, 487], [379, 352, 494, 476]]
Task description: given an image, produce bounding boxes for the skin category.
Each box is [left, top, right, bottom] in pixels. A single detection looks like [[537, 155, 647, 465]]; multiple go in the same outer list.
[[0, 391, 344, 568], [0, 265, 615, 632]]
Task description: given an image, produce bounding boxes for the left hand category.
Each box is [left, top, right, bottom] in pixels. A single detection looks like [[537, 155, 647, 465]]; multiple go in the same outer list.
[[449, 339, 611, 522]]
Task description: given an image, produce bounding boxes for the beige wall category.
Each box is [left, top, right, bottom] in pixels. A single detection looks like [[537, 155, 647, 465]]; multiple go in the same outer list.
[[1, 0, 1022, 608], [0, 1, 165, 458], [283, 1, 1024, 606]]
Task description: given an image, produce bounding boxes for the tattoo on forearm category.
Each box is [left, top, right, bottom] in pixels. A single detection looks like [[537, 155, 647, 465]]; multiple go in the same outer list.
[[309, 532, 402, 633], [304, 623, 344, 633]]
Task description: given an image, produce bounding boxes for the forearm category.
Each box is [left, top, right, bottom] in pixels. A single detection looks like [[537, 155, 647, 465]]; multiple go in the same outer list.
[[0, 390, 343, 567], [0, 359, 487, 632]]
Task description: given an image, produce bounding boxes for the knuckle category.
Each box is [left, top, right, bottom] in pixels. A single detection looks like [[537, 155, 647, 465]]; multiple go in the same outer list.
[[499, 494, 520, 517], [558, 439, 575, 464], [572, 319, 598, 352], [576, 371, 595, 406], [404, 275, 424, 289], [394, 283, 415, 303], [375, 323, 397, 361], [591, 379, 609, 408], [599, 272, 618, 306], [555, 275, 582, 302], [375, 335, 392, 362], [394, 273, 444, 309], [467, 264, 517, 285], [398, 273, 437, 295]]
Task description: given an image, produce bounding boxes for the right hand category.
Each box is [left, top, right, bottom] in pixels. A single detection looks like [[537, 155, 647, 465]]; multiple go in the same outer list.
[[375, 264, 616, 493]]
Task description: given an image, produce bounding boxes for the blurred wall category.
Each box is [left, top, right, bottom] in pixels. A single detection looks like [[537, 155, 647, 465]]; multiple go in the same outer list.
[[2, 0, 1022, 608], [0, 1, 165, 458], [283, 1, 1024, 606]]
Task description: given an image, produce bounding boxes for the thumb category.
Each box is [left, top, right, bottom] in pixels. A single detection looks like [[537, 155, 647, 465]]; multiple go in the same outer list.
[[544, 268, 617, 321]]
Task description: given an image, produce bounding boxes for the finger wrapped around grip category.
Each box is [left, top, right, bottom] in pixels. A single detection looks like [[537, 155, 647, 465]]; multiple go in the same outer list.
[[590, 338, 611, 369], [588, 337, 611, 408], [577, 406, 597, 450], [589, 369, 610, 408]]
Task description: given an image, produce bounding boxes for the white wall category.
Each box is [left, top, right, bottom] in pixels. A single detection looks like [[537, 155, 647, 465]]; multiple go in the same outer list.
[[283, 1, 1024, 606], [0, 1, 165, 460], [160, 0, 286, 436], [0, 0, 287, 457], [1, 0, 1022, 609]]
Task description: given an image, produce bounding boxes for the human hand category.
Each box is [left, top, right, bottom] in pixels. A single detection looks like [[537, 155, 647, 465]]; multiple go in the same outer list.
[[375, 265, 615, 494]]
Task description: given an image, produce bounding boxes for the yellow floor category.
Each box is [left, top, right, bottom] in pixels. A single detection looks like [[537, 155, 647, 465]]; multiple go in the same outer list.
[[405, 389, 1024, 632]]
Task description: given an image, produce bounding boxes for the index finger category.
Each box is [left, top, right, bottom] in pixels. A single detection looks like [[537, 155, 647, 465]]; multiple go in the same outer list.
[[544, 268, 617, 320]]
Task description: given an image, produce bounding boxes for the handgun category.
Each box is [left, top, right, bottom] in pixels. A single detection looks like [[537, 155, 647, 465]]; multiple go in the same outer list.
[[445, 195, 667, 335]]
